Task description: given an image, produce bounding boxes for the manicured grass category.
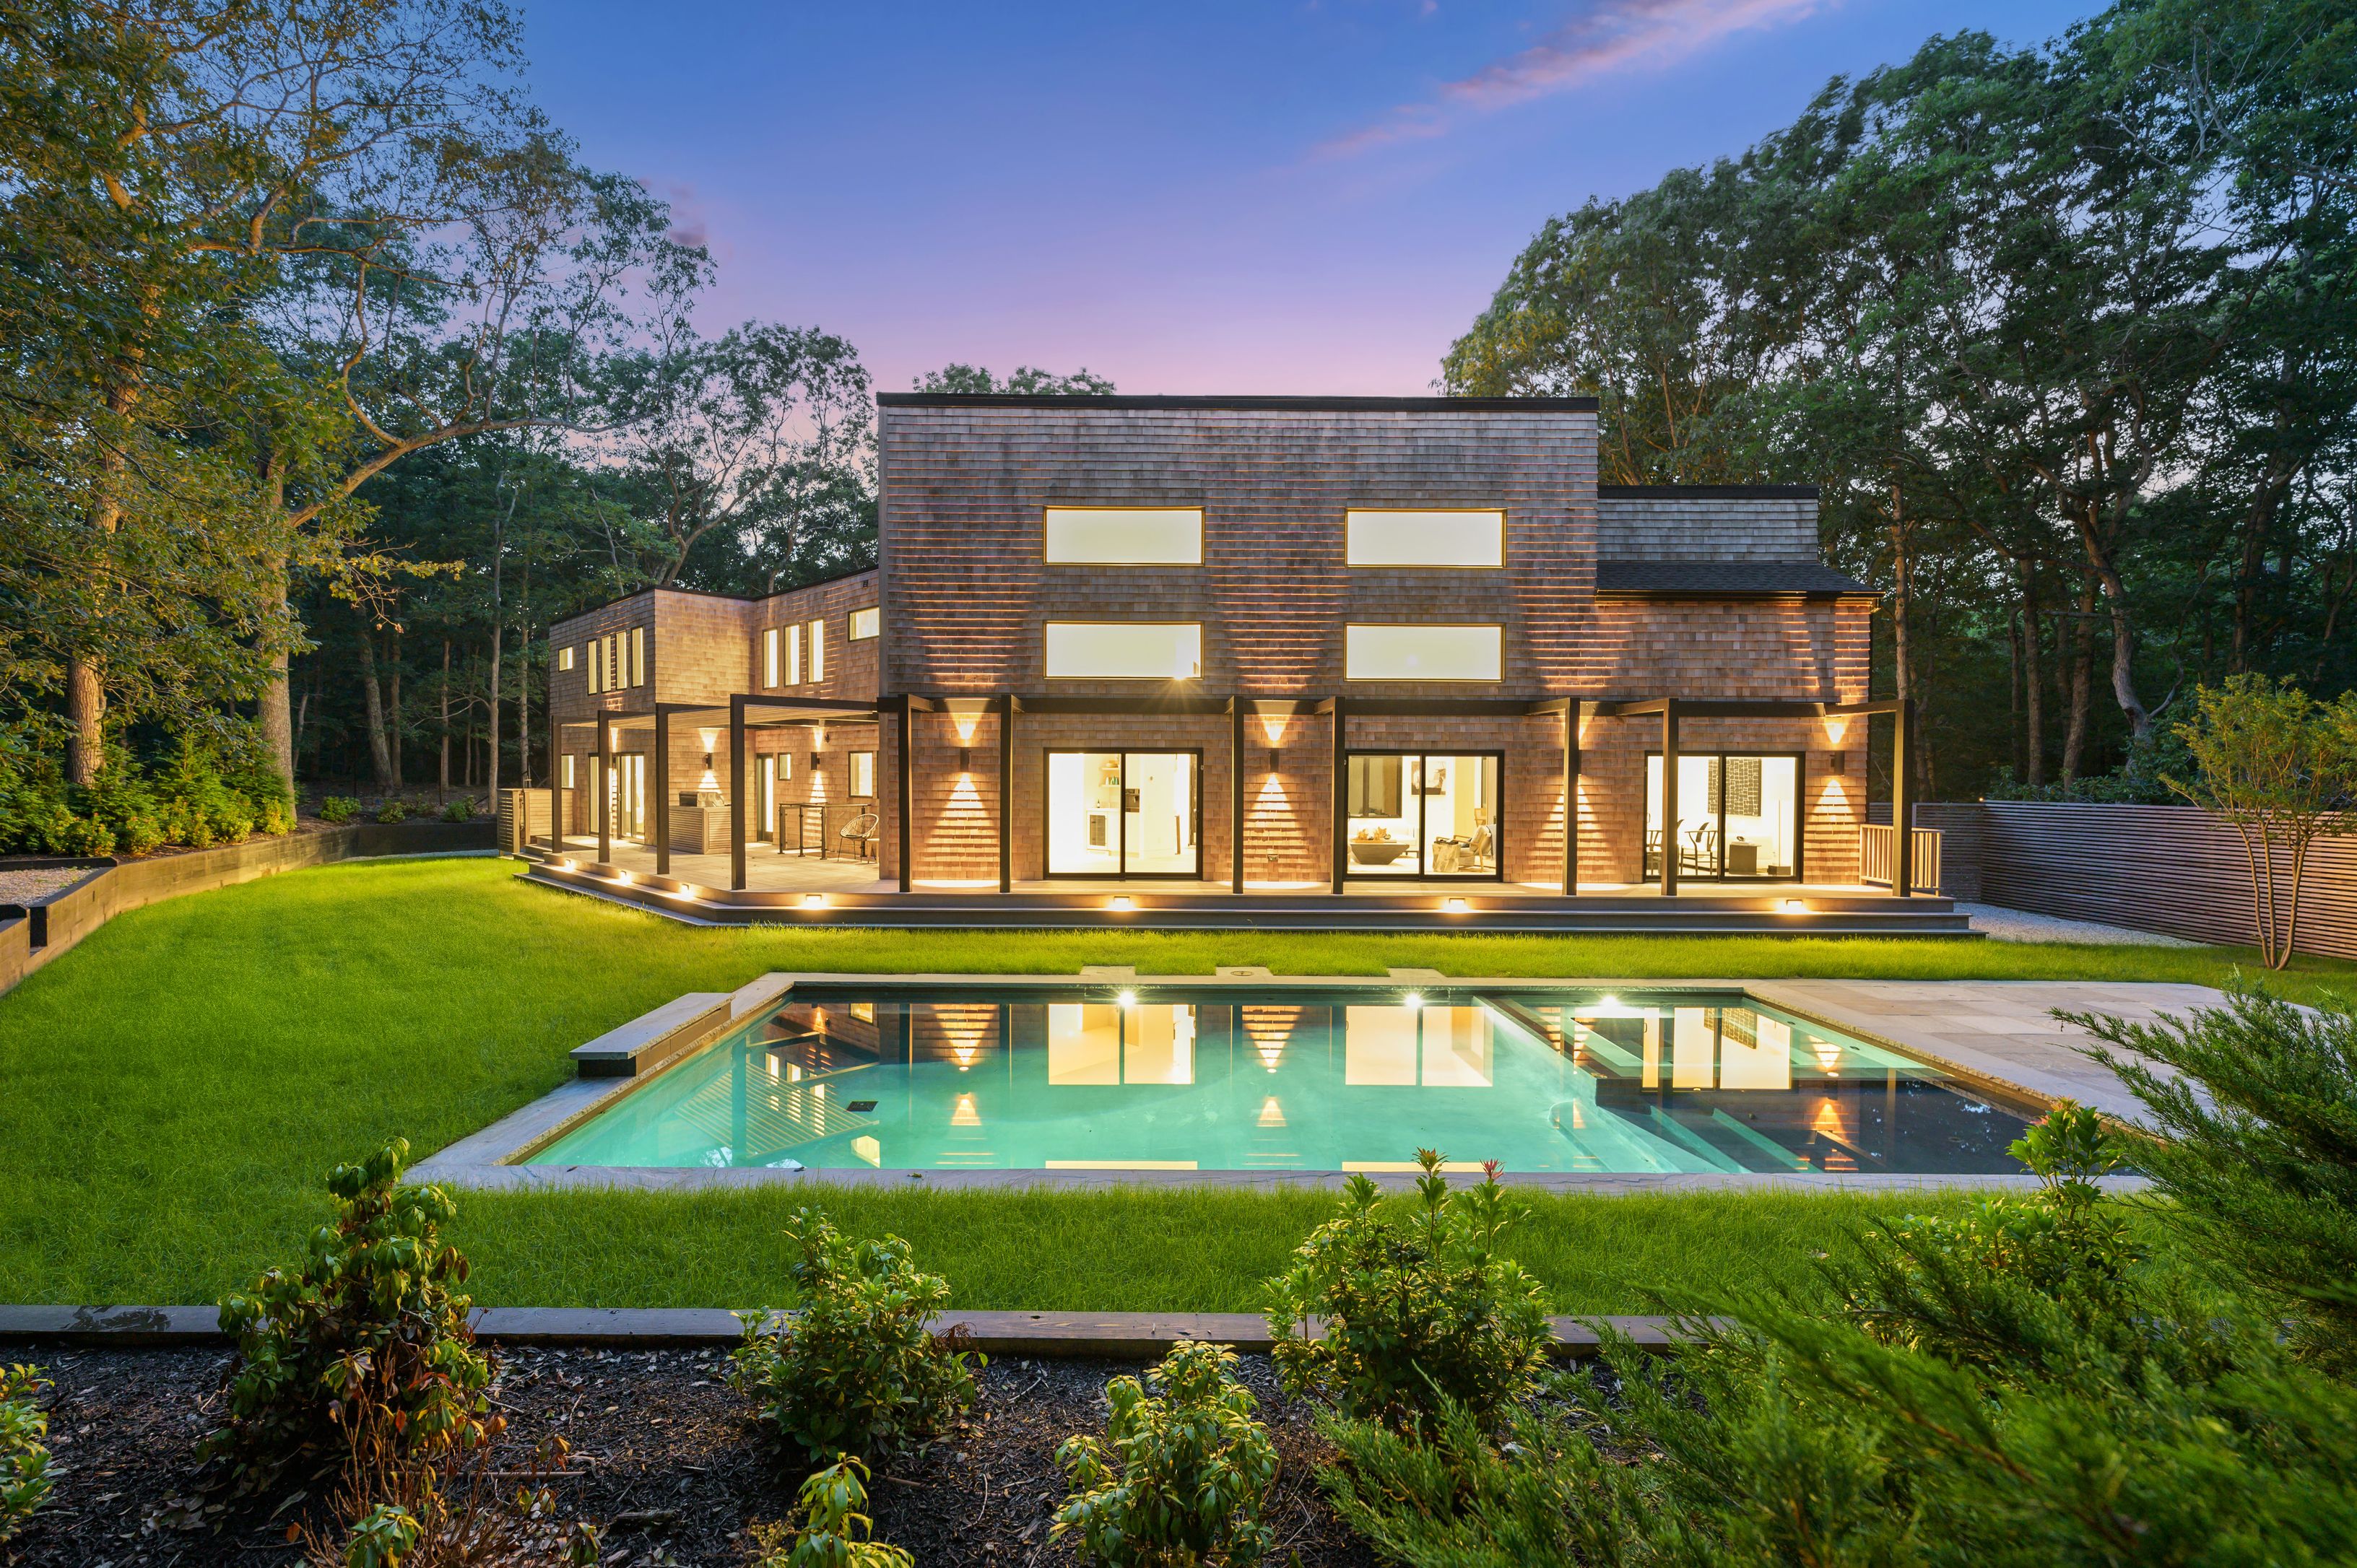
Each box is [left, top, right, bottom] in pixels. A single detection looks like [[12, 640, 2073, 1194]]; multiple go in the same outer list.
[[1, 855, 2344, 1310]]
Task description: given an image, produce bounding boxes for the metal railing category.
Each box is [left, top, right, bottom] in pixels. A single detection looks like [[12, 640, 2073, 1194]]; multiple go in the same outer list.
[[1859, 823, 1943, 893]]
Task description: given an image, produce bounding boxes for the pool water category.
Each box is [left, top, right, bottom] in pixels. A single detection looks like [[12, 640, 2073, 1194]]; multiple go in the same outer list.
[[527, 988, 2031, 1175]]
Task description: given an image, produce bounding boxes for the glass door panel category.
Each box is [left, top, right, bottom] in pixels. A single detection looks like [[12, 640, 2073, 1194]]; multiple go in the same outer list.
[[1720, 755, 1797, 878], [1047, 751, 1124, 876], [1346, 754, 1420, 874], [612, 754, 646, 840], [1121, 752, 1197, 875], [1418, 754, 1498, 876]]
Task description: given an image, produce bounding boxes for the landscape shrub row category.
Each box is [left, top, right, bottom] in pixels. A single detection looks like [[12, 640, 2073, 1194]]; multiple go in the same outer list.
[[5, 984, 2351, 1564], [0, 726, 291, 856]]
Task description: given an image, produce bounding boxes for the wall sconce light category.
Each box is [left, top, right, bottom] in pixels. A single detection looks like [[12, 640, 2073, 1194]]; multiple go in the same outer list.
[[959, 747, 973, 772], [703, 752, 714, 770], [1266, 749, 1280, 774], [809, 752, 823, 771], [1828, 752, 1846, 774]]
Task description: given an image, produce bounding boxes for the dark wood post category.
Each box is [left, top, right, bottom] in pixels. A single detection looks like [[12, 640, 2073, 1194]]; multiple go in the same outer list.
[[896, 699, 914, 893], [998, 697, 1014, 894], [1230, 700, 1245, 895], [1562, 701, 1579, 897], [654, 707, 670, 877], [1329, 696, 1347, 896], [1892, 698, 1914, 898], [595, 715, 612, 865], [1660, 701, 1679, 899], [729, 694, 747, 892]]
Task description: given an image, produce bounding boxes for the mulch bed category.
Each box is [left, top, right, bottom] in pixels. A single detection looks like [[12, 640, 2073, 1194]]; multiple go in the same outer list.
[[1, 1340, 1381, 1567]]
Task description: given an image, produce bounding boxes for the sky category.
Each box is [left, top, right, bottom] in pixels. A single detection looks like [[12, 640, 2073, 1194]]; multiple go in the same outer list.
[[522, 0, 2101, 398]]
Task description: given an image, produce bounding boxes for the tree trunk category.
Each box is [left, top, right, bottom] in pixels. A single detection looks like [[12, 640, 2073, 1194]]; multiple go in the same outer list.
[[355, 628, 394, 788], [256, 457, 295, 803], [2063, 583, 2095, 783], [439, 640, 452, 799], [389, 632, 403, 787], [65, 313, 155, 785], [2019, 561, 2045, 785]]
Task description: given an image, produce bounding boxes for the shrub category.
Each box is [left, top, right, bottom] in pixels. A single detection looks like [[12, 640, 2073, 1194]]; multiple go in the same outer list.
[[319, 796, 360, 824], [376, 799, 409, 824], [750, 1457, 912, 1568], [440, 796, 474, 824], [0, 1364, 51, 1542], [1054, 1341, 1280, 1567], [1319, 1102, 2357, 1565], [1264, 1150, 1548, 1434], [208, 1138, 491, 1489], [728, 1208, 980, 1463], [2069, 983, 2357, 1372], [260, 797, 295, 835]]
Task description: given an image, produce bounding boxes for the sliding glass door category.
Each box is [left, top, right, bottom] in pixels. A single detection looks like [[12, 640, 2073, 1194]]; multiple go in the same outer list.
[[1044, 750, 1201, 878], [1344, 752, 1501, 879], [1644, 753, 1801, 881]]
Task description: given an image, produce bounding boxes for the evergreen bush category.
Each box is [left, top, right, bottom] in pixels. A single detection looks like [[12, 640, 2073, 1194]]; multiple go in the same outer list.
[[1264, 1150, 1548, 1434], [440, 796, 474, 823], [729, 1208, 981, 1463], [376, 798, 409, 824], [0, 1364, 51, 1542], [0, 725, 290, 855], [750, 1457, 912, 1568], [1318, 1099, 2357, 1565], [207, 1138, 492, 1490], [1053, 1340, 1280, 1567], [320, 796, 360, 824]]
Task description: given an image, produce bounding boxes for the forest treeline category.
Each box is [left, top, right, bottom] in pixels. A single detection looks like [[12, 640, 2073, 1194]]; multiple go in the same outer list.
[[1, 0, 2348, 834], [1446, 0, 2356, 797]]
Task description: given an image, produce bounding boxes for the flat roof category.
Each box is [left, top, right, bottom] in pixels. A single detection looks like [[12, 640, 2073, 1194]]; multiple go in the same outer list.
[[878, 393, 1601, 413], [1599, 484, 1821, 500]]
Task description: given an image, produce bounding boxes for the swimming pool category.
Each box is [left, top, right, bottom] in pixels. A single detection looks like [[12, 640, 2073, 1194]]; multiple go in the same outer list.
[[525, 986, 2032, 1176]]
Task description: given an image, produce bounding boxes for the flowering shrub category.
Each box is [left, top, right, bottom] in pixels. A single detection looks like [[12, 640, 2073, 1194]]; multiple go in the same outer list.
[[1264, 1150, 1548, 1434], [0, 1364, 51, 1541], [208, 1138, 491, 1489], [1054, 1341, 1280, 1567], [729, 1208, 980, 1463], [750, 1457, 912, 1568]]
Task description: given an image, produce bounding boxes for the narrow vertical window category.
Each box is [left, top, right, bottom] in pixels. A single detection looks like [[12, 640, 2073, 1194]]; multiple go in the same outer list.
[[787, 623, 803, 686], [587, 642, 602, 694], [850, 751, 875, 797], [561, 755, 576, 788], [762, 626, 781, 688], [629, 627, 645, 687], [808, 618, 826, 682], [605, 635, 619, 690]]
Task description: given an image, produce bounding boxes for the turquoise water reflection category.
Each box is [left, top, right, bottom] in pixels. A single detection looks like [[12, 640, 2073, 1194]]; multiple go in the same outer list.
[[529, 988, 2028, 1175]]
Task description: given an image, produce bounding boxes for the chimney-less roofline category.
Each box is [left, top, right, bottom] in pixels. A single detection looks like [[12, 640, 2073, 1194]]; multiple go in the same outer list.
[[877, 393, 1600, 413], [1599, 484, 1821, 500]]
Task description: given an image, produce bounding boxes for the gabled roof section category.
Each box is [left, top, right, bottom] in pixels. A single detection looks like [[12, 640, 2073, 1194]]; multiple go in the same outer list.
[[1597, 484, 1822, 563]]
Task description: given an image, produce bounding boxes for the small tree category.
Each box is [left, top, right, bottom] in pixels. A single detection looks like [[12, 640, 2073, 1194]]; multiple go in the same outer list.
[[2164, 674, 2357, 969]]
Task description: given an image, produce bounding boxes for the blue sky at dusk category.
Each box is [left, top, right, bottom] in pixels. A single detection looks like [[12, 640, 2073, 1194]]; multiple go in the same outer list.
[[524, 1, 2100, 396]]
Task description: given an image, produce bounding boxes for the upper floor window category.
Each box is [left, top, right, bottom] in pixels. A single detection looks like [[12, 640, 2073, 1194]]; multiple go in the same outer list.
[[762, 627, 782, 688], [848, 606, 880, 641], [557, 645, 576, 673], [628, 627, 645, 687], [1045, 622, 1202, 680], [1346, 509, 1504, 568], [587, 638, 603, 694], [1345, 623, 1502, 682], [808, 617, 826, 681], [1044, 507, 1202, 565]]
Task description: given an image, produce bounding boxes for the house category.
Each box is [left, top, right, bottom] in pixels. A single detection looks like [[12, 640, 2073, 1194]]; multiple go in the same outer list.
[[533, 393, 1946, 931]]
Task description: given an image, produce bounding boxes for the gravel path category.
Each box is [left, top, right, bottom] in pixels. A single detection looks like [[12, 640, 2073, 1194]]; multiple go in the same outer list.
[[0, 866, 97, 905], [1958, 902, 2201, 947]]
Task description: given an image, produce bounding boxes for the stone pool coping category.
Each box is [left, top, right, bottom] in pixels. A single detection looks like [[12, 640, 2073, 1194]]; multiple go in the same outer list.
[[409, 969, 2190, 1193], [0, 1303, 1704, 1359]]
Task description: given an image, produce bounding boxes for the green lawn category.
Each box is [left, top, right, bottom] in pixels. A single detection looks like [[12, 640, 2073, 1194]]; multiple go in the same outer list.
[[2, 855, 2344, 1312]]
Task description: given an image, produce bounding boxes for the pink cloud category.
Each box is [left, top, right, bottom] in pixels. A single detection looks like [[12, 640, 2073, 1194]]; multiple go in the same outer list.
[[1319, 0, 1829, 157]]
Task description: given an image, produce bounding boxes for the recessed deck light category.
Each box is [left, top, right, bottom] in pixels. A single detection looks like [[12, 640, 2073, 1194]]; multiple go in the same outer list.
[[1118, 989, 1137, 1008], [804, 893, 829, 910], [1403, 991, 1423, 1010], [1781, 899, 1808, 914], [677, 884, 699, 898], [1108, 895, 1134, 912], [613, 869, 633, 885], [1442, 896, 1469, 914]]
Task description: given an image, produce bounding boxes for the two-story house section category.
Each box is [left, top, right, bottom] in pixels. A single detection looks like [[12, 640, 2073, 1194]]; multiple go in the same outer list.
[[533, 393, 1954, 934]]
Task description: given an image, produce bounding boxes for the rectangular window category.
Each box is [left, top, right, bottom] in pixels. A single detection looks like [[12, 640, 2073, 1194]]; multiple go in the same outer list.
[[1346, 509, 1505, 567], [850, 751, 876, 798], [786, 623, 802, 686], [586, 645, 601, 694], [848, 606, 879, 641], [561, 755, 576, 788], [807, 618, 826, 681], [557, 645, 575, 672], [1346, 752, 1502, 879], [762, 627, 781, 688], [628, 627, 645, 687], [605, 635, 619, 690], [1044, 622, 1202, 680], [1344, 624, 1501, 681], [1043, 507, 1203, 565]]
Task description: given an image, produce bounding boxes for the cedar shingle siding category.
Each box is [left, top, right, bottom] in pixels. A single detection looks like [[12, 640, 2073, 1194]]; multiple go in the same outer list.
[[549, 397, 1878, 890]]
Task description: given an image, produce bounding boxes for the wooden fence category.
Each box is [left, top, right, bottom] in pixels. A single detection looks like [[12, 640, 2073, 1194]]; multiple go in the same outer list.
[[1876, 800, 2356, 959]]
